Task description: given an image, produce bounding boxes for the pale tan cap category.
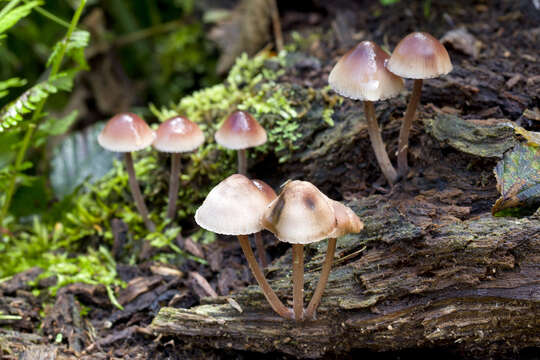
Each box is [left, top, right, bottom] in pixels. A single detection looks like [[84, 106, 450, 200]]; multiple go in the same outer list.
[[328, 41, 404, 101], [329, 200, 364, 238], [251, 179, 277, 203], [387, 32, 453, 79], [214, 110, 267, 150], [261, 180, 336, 244], [98, 113, 155, 152], [195, 174, 273, 235], [153, 116, 205, 153]]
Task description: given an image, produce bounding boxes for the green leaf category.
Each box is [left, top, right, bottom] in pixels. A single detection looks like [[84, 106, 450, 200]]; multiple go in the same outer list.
[[37, 110, 78, 141], [492, 143, 540, 215], [46, 29, 90, 69], [50, 122, 115, 198], [0, 72, 75, 131], [0, 1, 42, 35], [0, 77, 27, 99]]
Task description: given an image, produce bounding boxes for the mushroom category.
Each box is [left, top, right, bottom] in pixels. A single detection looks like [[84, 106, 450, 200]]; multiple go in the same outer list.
[[251, 179, 277, 268], [386, 32, 452, 177], [329, 41, 404, 184], [195, 174, 292, 319], [304, 200, 363, 319], [98, 113, 156, 231], [153, 116, 205, 220], [215, 110, 267, 175], [261, 180, 363, 321]]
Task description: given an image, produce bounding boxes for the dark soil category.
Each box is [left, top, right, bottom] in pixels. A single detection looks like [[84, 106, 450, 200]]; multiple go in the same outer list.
[[1, 0, 538, 359]]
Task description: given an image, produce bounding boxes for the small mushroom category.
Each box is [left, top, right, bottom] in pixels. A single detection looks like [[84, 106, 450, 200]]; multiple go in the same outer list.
[[329, 41, 404, 184], [153, 116, 205, 220], [195, 174, 292, 319], [261, 181, 333, 321], [262, 180, 363, 321], [386, 32, 452, 177], [215, 110, 267, 175], [98, 113, 156, 231], [251, 179, 277, 268]]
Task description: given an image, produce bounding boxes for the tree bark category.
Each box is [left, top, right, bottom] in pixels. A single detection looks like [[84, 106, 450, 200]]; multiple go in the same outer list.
[[151, 196, 540, 358]]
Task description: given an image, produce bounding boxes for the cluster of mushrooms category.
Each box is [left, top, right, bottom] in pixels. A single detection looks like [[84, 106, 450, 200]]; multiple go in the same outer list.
[[97, 110, 266, 231], [96, 31, 452, 322], [196, 176, 363, 321], [329, 32, 452, 184]]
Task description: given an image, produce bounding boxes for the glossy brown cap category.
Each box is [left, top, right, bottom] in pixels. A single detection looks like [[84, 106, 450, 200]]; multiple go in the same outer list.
[[329, 200, 364, 238], [261, 180, 336, 244], [251, 179, 277, 203], [214, 110, 267, 150], [387, 32, 453, 79], [98, 113, 155, 152], [195, 174, 274, 235], [328, 41, 404, 101], [153, 116, 205, 153]]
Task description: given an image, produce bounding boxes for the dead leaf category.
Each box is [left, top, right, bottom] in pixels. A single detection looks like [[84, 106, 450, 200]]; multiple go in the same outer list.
[[441, 27, 482, 58], [209, 0, 273, 74], [189, 272, 218, 299], [492, 143, 540, 214]]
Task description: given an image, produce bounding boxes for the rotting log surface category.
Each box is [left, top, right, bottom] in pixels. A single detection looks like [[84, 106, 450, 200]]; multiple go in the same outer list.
[[151, 196, 540, 358]]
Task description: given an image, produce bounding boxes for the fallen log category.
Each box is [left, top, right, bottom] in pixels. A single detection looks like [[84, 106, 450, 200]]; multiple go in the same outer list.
[[151, 196, 540, 358]]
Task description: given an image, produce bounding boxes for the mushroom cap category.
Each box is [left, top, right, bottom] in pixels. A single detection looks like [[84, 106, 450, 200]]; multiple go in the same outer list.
[[328, 41, 404, 101], [387, 32, 453, 79], [329, 200, 364, 238], [214, 110, 267, 150], [251, 179, 277, 203], [153, 116, 205, 153], [261, 180, 336, 244], [98, 113, 155, 152], [195, 174, 274, 235]]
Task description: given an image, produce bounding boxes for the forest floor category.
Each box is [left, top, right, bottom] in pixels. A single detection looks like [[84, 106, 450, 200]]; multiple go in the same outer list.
[[1, 0, 539, 359]]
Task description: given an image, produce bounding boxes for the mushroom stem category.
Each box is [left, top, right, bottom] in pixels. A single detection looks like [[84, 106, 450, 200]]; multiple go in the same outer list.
[[166, 153, 181, 220], [124, 152, 156, 232], [397, 79, 423, 177], [254, 232, 268, 268], [237, 149, 247, 175], [363, 101, 399, 184], [237, 235, 293, 319], [292, 244, 304, 321], [305, 237, 337, 319]]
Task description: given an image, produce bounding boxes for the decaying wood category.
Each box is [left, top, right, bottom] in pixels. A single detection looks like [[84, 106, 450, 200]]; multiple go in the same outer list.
[[151, 195, 539, 358]]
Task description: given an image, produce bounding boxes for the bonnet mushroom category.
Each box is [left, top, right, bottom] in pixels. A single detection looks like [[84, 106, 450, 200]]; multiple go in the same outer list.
[[329, 41, 404, 184], [195, 174, 292, 319], [153, 116, 205, 220], [386, 32, 452, 177], [215, 110, 267, 175], [261, 180, 363, 321], [98, 113, 156, 231]]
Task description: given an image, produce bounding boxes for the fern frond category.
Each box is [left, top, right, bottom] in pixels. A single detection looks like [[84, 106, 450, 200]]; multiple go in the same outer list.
[[0, 77, 27, 99], [0, 1, 43, 35], [46, 29, 90, 69], [0, 73, 74, 132]]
